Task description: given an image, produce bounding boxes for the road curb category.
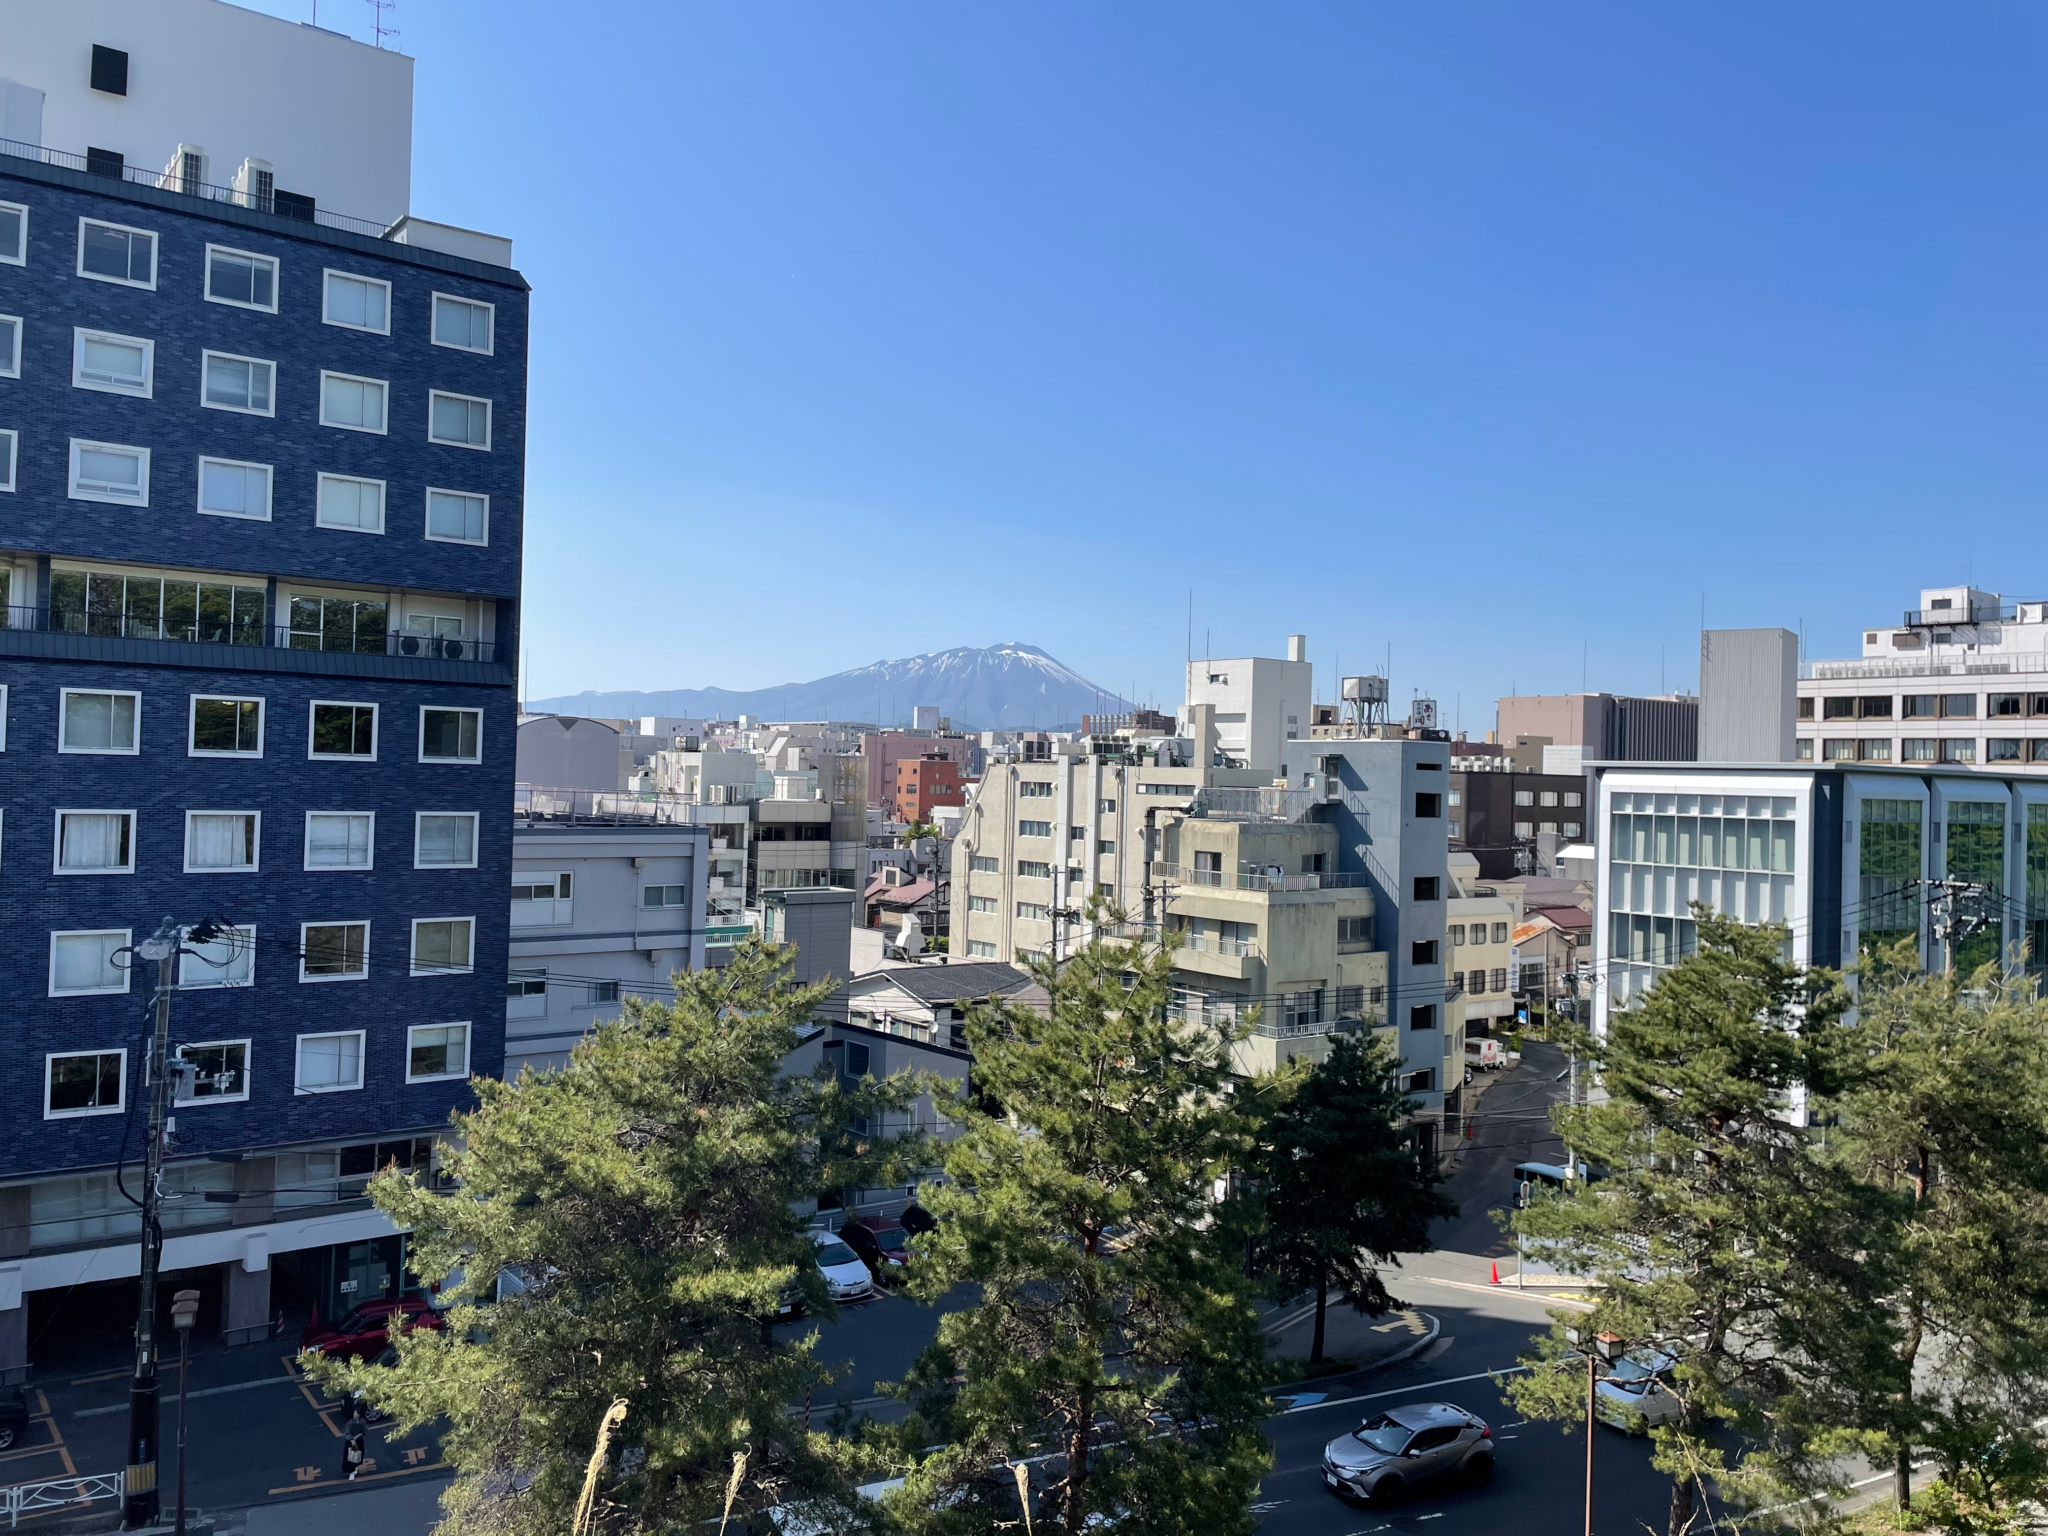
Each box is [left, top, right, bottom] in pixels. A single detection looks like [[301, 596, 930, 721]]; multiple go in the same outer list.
[[1269, 1311, 1442, 1407]]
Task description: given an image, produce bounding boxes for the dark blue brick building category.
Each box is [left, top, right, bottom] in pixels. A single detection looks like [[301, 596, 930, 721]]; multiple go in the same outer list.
[[0, 146, 526, 1375]]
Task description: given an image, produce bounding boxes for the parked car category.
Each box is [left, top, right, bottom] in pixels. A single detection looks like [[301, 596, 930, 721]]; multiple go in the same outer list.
[[1594, 1349, 1682, 1432], [1322, 1402, 1494, 1504], [0, 1387, 31, 1450], [298, 1296, 446, 1360], [1465, 1037, 1504, 1072], [840, 1216, 911, 1282], [812, 1230, 875, 1303], [898, 1201, 938, 1236]]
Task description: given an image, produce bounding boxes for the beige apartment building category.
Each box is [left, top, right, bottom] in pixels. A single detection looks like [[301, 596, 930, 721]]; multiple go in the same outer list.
[[1445, 852, 1519, 1083]]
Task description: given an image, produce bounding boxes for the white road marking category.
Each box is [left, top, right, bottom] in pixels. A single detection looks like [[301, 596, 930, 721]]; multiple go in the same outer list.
[[1280, 1366, 1530, 1415]]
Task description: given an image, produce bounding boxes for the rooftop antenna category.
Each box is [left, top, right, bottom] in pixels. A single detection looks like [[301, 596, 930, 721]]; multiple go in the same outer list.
[[362, 0, 399, 47]]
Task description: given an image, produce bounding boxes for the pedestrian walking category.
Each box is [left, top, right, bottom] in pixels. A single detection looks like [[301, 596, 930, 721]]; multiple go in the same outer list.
[[342, 1410, 368, 1480]]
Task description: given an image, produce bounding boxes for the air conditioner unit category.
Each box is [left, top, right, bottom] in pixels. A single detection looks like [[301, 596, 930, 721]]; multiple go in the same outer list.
[[162, 143, 207, 194], [232, 157, 274, 213]]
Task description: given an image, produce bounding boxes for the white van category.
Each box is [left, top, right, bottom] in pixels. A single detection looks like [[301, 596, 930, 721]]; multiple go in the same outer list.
[[1464, 1037, 1503, 1072]]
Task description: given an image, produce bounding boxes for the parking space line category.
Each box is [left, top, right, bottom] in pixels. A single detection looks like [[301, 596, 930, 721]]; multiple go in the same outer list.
[[265, 1459, 447, 1497], [282, 1353, 345, 1438]]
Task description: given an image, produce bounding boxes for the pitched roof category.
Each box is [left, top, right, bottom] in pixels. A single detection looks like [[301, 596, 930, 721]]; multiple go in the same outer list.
[[1529, 904, 1593, 931], [862, 960, 1037, 1004], [871, 878, 937, 908]]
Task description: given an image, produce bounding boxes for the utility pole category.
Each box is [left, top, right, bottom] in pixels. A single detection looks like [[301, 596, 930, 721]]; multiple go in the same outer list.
[[122, 917, 180, 1529]]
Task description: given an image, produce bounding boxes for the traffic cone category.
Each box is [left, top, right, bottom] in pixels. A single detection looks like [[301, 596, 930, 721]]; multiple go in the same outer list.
[[1490, 1262, 1500, 1285]]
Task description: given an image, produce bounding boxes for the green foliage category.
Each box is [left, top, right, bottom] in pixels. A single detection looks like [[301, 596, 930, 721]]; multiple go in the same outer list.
[[1817, 945, 2048, 1516], [1238, 1031, 1455, 1363], [885, 930, 1272, 1535], [1508, 909, 1892, 1535], [305, 939, 934, 1536], [1914, 1402, 2048, 1536]]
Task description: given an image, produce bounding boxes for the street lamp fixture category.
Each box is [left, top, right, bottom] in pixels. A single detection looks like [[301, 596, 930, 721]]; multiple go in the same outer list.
[[1564, 1327, 1624, 1536], [169, 1289, 200, 1536]]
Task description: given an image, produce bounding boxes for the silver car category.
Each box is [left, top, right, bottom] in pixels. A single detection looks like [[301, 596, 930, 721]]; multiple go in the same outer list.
[[1322, 1401, 1495, 1504], [1594, 1350, 1682, 1433]]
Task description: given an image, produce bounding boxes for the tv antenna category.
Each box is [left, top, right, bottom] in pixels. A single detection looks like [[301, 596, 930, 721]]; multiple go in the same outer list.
[[362, 0, 399, 47]]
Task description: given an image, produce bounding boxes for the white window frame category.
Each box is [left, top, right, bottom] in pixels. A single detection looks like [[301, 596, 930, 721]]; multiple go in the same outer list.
[[0, 685, 8, 749], [426, 390, 492, 451], [52, 808, 136, 875], [418, 705, 484, 764], [195, 456, 274, 522], [183, 809, 262, 874], [0, 313, 19, 377], [0, 200, 25, 265], [423, 486, 489, 546], [45, 1048, 128, 1118], [414, 811, 480, 869], [406, 1022, 472, 1083], [0, 428, 16, 494], [298, 920, 370, 984], [202, 243, 279, 313], [48, 928, 132, 998], [187, 694, 265, 758], [72, 327, 154, 398], [430, 292, 495, 354], [199, 349, 276, 417], [317, 370, 389, 435], [307, 699, 379, 761], [315, 471, 387, 535], [172, 1037, 252, 1104], [321, 269, 392, 335], [303, 810, 376, 871], [75, 217, 157, 290], [179, 923, 256, 992], [58, 688, 141, 755], [68, 438, 151, 506], [294, 1029, 366, 1095], [410, 917, 476, 977]]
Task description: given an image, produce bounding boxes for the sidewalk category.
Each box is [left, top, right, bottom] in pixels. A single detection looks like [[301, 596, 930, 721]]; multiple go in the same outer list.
[[1262, 1298, 1443, 1397], [216, 1473, 452, 1536]]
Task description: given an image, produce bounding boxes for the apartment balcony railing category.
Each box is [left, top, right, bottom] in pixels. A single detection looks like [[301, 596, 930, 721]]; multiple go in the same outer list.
[[2, 134, 393, 239], [1150, 861, 1370, 894], [1175, 932, 1262, 959], [515, 784, 712, 828], [1167, 984, 1385, 1038], [1903, 603, 2023, 627], [0, 604, 498, 664], [1805, 655, 2048, 681]]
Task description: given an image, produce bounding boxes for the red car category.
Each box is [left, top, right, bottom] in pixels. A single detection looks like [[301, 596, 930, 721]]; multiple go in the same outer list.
[[299, 1296, 445, 1360]]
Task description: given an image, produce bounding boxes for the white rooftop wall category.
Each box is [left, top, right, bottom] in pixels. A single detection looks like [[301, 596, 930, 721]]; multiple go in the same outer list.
[[0, 0, 413, 228]]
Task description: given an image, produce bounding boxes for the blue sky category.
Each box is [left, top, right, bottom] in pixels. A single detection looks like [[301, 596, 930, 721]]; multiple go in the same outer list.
[[258, 1, 2048, 730]]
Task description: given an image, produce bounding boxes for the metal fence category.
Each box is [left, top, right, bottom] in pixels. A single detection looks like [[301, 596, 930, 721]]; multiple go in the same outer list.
[[1, 1471, 124, 1529]]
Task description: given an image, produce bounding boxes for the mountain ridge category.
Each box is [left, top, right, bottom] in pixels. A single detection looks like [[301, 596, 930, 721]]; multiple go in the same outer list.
[[526, 642, 1137, 732]]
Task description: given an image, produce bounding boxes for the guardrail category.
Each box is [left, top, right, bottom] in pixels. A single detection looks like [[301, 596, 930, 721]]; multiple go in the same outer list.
[[1, 1470, 124, 1529], [1150, 862, 1371, 894], [0, 604, 497, 664]]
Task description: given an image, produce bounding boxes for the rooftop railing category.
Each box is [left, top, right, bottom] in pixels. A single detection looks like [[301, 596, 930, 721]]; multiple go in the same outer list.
[[1149, 861, 1370, 894], [1, 134, 393, 239], [1805, 655, 2048, 681], [1903, 603, 2025, 627], [515, 784, 715, 828]]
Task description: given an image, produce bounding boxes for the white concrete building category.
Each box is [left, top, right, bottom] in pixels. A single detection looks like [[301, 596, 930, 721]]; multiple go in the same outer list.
[[1179, 635, 1315, 776], [1798, 584, 2048, 772]]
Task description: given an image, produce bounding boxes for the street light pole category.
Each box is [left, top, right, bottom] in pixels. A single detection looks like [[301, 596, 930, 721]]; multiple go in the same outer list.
[[1566, 1327, 1622, 1536], [122, 917, 181, 1529], [170, 1289, 200, 1536]]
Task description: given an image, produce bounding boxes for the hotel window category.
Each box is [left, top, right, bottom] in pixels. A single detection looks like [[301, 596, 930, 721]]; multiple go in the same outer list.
[[407, 1023, 471, 1082], [69, 440, 149, 504], [322, 270, 391, 333], [179, 927, 255, 990], [49, 931, 130, 996], [425, 488, 488, 545], [197, 457, 273, 520], [1987, 738, 2022, 763], [1018, 820, 1052, 838], [642, 885, 686, 907], [1449, 924, 1466, 945], [73, 329, 153, 396], [1539, 821, 1558, 834], [316, 473, 385, 534], [1903, 738, 1937, 762], [967, 940, 997, 958], [1563, 821, 1583, 838], [184, 811, 259, 872], [47, 1051, 126, 1117], [1448, 819, 1461, 838], [0, 428, 14, 492], [0, 313, 18, 377], [290, 595, 388, 653], [0, 201, 24, 264], [428, 391, 491, 450], [1096, 839, 1115, 855], [1989, 694, 2024, 719], [1514, 790, 1535, 807], [200, 351, 274, 415], [1515, 821, 1534, 837], [1447, 789, 1461, 807], [1017, 860, 1052, 879], [2030, 740, 2048, 764], [60, 689, 139, 753], [1563, 792, 1582, 807], [300, 922, 369, 982], [1017, 901, 1050, 921], [1539, 791, 1558, 807], [411, 918, 475, 976], [77, 219, 156, 288], [1797, 698, 1815, 720], [2030, 694, 2048, 718], [970, 855, 998, 874], [1941, 739, 1976, 764], [319, 371, 388, 434], [420, 707, 483, 762], [416, 812, 480, 868], [310, 702, 378, 758], [54, 811, 134, 873], [173, 1040, 250, 1102], [431, 293, 494, 353], [1823, 738, 1858, 762], [1903, 695, 1937, 718], [1795, 739, 1813, 761], [295, 1031, 365, 1093], [1941, 694, 1977, 719], [190, 696, 262, 756], [968, 895, 997, 913], [1860, 696, 1894, 719], [205, 245, 278, 311], [1823, 697, 1857, 720]]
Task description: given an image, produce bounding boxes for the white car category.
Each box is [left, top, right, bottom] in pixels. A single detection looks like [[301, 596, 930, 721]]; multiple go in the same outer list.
[[812, 1230, 875, 1302], [1594, 1351, 1682, 1432]]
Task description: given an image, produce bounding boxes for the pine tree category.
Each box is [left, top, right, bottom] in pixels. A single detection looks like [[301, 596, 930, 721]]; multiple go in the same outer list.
[[307, 939, 933, 1536], [1506, 911, 1894, 1536], [1818, 945, 2048, 1517], [1243, 1030, 1455, 1366], [886, 931, 1272, 1536]]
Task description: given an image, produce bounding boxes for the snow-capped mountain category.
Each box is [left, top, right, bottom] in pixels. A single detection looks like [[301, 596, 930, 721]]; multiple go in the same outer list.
[[527, 643, 1135, 731]]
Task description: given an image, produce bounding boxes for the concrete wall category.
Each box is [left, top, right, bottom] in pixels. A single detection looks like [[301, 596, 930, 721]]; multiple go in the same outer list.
[[1182, 655, 1313, 775], [0, 0, 415, 228], [516, 715, 622, 792], [1700, 628, 1798, 762]]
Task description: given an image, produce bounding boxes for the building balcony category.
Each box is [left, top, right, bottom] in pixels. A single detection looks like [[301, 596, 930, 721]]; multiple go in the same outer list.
[[0, 604, 507, 681], [1170, 945, 1261, 981], [1149, 861, 1369, 894]]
